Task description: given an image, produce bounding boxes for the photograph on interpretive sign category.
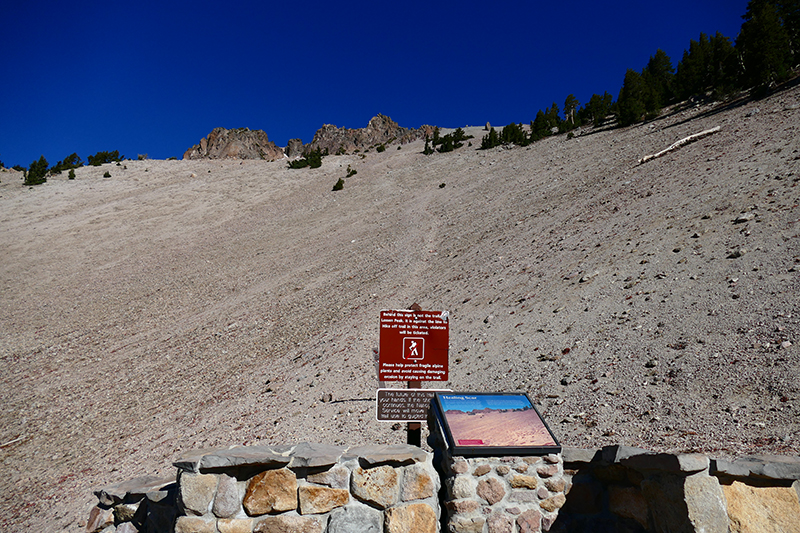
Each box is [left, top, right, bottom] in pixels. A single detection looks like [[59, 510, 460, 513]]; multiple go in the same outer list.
[[378, 309, 449, 381], [432, 392, 561, 455]]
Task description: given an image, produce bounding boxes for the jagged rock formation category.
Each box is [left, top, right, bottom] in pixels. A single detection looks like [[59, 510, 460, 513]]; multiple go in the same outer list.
[[306, 114, 429, 155], [183, 127, 285, 161], [285, 138, 305, 159]]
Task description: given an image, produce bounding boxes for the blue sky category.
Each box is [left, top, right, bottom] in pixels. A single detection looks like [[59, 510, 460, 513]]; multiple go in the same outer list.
[[1, 0, 748, 167]]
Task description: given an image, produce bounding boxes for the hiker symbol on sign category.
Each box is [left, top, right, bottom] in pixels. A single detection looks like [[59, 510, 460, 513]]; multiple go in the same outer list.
[[403, 337, 424, 361]]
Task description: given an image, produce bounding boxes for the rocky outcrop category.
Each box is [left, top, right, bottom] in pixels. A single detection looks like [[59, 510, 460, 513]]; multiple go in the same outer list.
[[306, 114, 428, 155], [183, 127, 285, 161], [285, 138, 304, 159]]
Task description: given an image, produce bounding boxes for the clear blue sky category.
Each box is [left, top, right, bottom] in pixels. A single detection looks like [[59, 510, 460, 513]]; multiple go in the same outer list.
[[1, 0, 748, 167]]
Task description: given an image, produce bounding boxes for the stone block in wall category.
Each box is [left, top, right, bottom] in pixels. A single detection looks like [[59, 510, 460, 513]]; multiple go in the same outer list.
[[477, 477, 507, 504], [179, 472, 218, 516], [328, 504, 383, 533], [713, 455, 800, 481], [307, 464, 350, 489], [94, 475, 174, 506], [175, 445, 292, 473], [621, 451, 709, 475], [243, 467, 298, 515], [175, 515, 216, 533], [86, 505, 114, 533], [401, 463, 436, 501], [486, 511, 514, 533], [145, 488, 178, 533], [722, 479, 800, 533], [608, 485, 648, 529], [288, 442, 345, 468], [448, 474, 478, 499], [641, 471, 728, 533], [516, 509, 541, 533], [351, 465, 400, 508], [449, 515, 486, 533], [252, 513, 323, 533], [212, 473, 241, 518], [385, 502, 438, 533], [559, 476, 603, 514], [346, 443, 428, 466], [539, 493, 566, 513], [510, 474, 538, 489], [298, 484, 349, 514], [217, 518, 254, 533]]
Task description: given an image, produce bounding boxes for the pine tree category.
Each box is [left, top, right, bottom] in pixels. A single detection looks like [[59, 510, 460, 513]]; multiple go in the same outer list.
[[480, 127, 500, 149], [644, 49, 675, 107], [617, 69, 648, 126], [25, 155, 49, 186], [563, 94, 580, 126], [737, 0, 794, 95]]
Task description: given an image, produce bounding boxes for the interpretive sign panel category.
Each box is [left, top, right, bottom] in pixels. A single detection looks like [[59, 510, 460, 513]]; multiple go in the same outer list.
[[376, 388, 452, 422], [431, 392, 561, 456], [379, 309, 449, 381]]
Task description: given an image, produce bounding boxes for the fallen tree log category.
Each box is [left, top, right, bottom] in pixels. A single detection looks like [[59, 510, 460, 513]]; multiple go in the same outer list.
[[638, 126, 721, 164]]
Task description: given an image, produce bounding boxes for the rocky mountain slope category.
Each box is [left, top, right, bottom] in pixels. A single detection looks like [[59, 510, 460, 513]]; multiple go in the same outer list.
[[304, 113, 430, 155], [183, 127, 284, 161], [1, 85, 799, 532]]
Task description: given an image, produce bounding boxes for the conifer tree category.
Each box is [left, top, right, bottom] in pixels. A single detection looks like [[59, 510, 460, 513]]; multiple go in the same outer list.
[[563, 94, 580, 126], [737, 0, 793, 95], [25, 155, 49, 186], [617, 69, 648, 126]]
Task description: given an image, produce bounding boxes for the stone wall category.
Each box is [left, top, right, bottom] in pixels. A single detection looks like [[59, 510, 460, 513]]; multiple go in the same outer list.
[[88, 443, 440, 533], [87, 442, 800, 533], [557, 445, 800, 533]]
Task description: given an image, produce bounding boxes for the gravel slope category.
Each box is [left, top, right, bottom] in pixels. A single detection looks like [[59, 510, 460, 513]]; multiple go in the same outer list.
[[1, 85, 799, 531]]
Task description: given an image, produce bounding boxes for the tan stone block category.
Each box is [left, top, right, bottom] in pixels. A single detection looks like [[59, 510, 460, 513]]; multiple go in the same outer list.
[[477, 477, 506, 505], [385, 503, 437, 533], [608, 486, 648, 529], [446, 499, 482, 514], [452, 460, 470, 474], [539, 493, 566, 513], [351, 465, 400, 509], [298, 484, 348, 514], [243, 468, 297, 516], [510, 475, 538, 489], [473, 464, 492, 477], [544, 478, 566, 492], [180, 472, 218, 515], [253, 514, 322, 533], [86, 505, 114, 533], [175, 515, 216, 533], [217, 518, 254, 533], [642, 472, 728, 533], [450, 516, 486, 533], [401, 464, 436, 501], [723, 480, 800, 533], [449, 474, 477, 500]]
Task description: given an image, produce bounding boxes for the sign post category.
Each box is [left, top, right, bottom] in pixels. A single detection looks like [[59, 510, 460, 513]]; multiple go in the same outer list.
[[378, 303, 449, 446]]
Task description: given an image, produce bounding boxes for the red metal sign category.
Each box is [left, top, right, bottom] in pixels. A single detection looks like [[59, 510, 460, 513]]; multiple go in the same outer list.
[[379, 309, 449, 381]]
